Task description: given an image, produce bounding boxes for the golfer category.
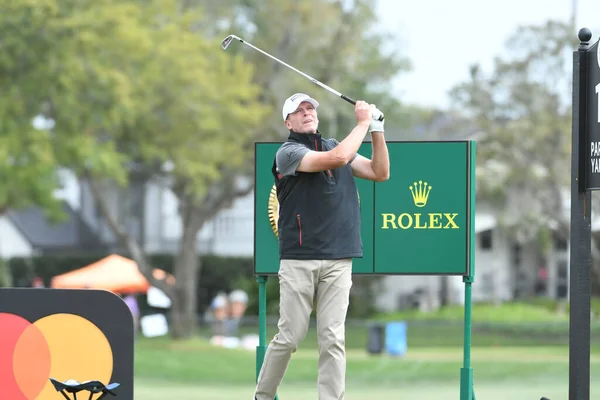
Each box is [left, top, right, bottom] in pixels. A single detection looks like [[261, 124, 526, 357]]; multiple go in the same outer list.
[[254, 93, 390, 400]]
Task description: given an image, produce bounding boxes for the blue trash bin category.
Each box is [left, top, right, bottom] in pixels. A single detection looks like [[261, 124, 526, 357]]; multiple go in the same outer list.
[[385, 321, 407, 356]]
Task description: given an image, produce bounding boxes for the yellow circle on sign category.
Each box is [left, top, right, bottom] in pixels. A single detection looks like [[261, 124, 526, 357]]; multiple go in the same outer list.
[[268, 184, 279, 238], [31, 313, 113, 400]]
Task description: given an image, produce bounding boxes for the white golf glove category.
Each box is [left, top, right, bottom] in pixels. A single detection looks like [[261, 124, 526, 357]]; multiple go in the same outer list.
[[369, 108, 384, 133]]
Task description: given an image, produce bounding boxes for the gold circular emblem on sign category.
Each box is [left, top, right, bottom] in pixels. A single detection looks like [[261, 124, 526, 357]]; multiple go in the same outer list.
[[267, 184, 360, 238], [268, 184, 279, 238]]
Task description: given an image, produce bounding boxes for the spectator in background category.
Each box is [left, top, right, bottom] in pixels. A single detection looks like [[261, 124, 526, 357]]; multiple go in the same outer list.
[[210, 291, 229, 338], [535, 265, 548, 295], [32, 276, 44, 288], [226, 289, 249, 337], [123, 294, 140, 335]]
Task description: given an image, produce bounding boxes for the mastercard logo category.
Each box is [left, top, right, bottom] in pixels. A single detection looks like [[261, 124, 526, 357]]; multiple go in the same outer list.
[[0, 312, 113, 400]]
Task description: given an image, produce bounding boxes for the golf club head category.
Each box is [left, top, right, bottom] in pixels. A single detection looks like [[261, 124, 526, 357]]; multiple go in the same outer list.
[[221, 35, 238, 50]]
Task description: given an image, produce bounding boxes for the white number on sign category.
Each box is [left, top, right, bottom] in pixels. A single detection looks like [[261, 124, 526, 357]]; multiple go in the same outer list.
[[597, 83, 600, 123]]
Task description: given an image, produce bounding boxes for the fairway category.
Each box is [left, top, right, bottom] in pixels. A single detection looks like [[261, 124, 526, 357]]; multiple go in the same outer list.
[[134, 379, 595, 400], [133, 335, 600, 400]]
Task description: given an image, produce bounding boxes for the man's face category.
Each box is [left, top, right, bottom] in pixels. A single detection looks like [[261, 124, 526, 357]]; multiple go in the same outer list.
[[284, 101, 318, 133]]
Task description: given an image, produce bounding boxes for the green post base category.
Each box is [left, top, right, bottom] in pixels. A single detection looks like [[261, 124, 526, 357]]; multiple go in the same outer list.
[[460, 367, 475, 400], [256, 345, 267, 380], [461, 274, 476, 400], [256, 276, 279, 400], [462, 142, 477, 400]]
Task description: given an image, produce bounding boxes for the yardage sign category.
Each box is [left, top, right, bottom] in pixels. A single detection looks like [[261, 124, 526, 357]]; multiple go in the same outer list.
[[586, 38, 600, 189], [254, 141, 476, 276]]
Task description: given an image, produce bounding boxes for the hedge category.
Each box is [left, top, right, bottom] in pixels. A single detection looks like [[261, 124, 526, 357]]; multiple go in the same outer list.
[[6, 253, 254, 315], [5, 253, 380, 318]]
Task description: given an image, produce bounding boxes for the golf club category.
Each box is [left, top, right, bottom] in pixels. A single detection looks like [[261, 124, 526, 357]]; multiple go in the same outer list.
[[221, 34, 384, 122]]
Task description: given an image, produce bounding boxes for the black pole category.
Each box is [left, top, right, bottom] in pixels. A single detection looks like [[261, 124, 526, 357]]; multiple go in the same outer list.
[[569, 27, 592, 400]]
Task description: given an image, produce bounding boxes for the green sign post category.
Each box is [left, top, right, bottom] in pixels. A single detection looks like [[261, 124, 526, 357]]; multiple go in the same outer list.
[[254, 140, 476, 400]]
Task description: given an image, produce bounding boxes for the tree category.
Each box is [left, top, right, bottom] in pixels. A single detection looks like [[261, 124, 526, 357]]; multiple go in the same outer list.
[[114, 0, 412, 336], [1, 0, 267, 337], [174, 0, 413, 331], [2, 0, 413, 338], [446, 20, 579, 299], [448, 19, 600, 296], [0, 1, 69, 220], [449, 20, 576, 246], [155, 0, 412, 335], [76, 1, 268, 337], [0, 129, 62, 218], [218, 0, 411, 140], [178, 0, 414, 317]]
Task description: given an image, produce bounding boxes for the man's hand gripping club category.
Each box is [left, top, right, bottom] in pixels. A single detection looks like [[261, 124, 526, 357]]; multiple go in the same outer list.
[[355, 101, 384, 133]]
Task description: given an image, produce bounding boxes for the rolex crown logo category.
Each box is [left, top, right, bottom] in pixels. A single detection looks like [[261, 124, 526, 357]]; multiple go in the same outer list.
[[409, 180, 431, 207]]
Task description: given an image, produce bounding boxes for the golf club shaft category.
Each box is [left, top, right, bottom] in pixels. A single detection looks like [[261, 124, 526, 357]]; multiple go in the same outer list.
[[233, 37, 353, 103], [225, 35, 384, 121]]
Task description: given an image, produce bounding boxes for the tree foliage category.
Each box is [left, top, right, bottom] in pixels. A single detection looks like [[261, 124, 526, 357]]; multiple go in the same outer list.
[[449, 20, 576, 245], [1, 0, 414, 336], [211, 0, 412, 139], [1, 0, 267, 334]]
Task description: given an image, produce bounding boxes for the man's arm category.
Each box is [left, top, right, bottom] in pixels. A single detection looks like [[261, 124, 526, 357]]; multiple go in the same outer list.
[[296, 101, 373, 173], [350, 132, 390, 181], [296, 121, 370, 173]]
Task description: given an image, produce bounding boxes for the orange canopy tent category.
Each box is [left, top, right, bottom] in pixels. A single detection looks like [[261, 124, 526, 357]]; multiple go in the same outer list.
[[51, 254, 175, 294]]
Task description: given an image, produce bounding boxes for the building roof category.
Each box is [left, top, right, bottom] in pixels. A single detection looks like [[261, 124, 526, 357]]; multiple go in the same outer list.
[[7, 201, 107, 253]]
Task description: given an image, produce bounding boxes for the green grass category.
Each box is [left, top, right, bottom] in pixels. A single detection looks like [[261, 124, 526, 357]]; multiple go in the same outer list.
[[206, 302, 600, 351], [371, 299, 600, 323], [134, 334, 600, 386], [132, 302, 600, 399], [373, 301, 568, 322], [133, 333, 600, 400], [134, 379, 585, 400], [215, 318, 600, 349]]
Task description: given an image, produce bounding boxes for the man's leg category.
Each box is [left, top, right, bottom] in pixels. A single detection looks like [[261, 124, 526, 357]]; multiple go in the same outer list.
[[254, 259, 318, 400], [315, 259, 353, 400]]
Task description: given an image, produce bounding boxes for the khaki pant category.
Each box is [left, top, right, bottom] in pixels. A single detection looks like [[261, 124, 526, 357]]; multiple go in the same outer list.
[[254, 258, 353, 400]]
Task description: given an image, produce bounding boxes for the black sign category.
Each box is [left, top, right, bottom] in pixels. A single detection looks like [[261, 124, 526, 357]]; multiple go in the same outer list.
[[586, 39, 600, 190], [0, 288, 134, 400]]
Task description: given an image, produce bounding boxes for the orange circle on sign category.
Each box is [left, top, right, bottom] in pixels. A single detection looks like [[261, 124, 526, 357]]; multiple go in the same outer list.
[[13, 322, 51, 399]]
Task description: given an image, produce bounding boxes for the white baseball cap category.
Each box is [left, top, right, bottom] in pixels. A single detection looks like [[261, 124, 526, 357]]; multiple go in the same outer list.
[[229, 289, 248, 303], [282, 93, 319, 121]]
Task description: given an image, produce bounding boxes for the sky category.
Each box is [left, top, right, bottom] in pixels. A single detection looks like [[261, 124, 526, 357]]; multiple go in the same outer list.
[[375, 0, 600, 110]]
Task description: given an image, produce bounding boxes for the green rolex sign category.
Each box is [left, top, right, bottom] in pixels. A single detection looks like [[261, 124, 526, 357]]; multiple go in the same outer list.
[[253, 139, 477, 400], [254, 140, 475, 276], [373, 141, 471, 274]]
